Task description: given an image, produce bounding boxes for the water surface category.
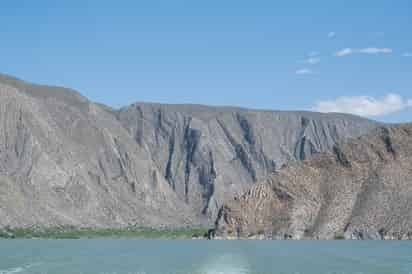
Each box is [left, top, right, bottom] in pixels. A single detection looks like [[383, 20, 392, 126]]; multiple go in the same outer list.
[[0, 240, 411, 274]]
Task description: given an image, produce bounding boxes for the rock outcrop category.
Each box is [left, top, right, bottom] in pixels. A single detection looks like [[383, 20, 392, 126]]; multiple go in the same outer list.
[[215, 124, 412, 240], [117, 103, 378, 221], [0, 75, 198, 228], [0, 74, 379, 228]]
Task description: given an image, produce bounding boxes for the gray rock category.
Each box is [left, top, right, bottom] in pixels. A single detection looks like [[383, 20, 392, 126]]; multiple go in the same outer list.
[[117, 102, 378, 222], [0, 73, 379, 228], [215, 124, 412, 240]]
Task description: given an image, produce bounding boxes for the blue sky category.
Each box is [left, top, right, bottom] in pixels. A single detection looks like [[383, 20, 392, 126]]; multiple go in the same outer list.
[[1, 0, 411, 122]]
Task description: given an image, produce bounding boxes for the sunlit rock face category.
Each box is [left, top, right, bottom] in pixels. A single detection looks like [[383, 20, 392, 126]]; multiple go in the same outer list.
[[215, 124, 412, 240], [117, 103, 377, 223], [0, 75, 197, 228], [0, 74, 378, 228]]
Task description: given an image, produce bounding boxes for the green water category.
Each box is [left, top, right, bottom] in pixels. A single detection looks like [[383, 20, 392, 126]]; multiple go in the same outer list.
[[0, 240, 411, 274]]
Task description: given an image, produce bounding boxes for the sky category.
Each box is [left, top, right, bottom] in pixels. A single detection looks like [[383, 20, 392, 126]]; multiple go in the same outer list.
[[1, 0, 411, 122]]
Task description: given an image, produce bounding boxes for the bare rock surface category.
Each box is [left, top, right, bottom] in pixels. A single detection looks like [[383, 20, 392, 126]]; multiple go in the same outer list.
[[0, 75, 198, 228], [215, 124, 412, 239], [0, 74, 379, 228]]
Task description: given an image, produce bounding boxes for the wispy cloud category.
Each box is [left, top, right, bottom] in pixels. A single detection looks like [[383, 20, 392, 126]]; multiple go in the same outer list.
[[307, 57, 320, 64], [296, 68, 314, 75], [297, 52, 321, 65], [335, 48, 354, 57], [313, 93, 412, 117], [328, 32, 336, 38], [335, 47, 392, 57], [403, 52, 412, 57], [358, 48, 392, 54], [299, 57, 320, 65]]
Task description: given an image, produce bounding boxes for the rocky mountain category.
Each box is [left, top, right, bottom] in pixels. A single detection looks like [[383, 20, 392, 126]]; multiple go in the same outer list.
[[0, 74, 200, 228], [117, 103, 379, 223], [0, 74, 379, 228], [215, 124, 412, 240]]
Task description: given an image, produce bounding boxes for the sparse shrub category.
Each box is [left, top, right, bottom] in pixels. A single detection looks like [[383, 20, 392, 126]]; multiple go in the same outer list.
[[334, 233, 345, 240]]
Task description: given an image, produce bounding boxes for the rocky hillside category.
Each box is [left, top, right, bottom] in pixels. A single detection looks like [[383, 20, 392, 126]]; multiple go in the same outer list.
[[0, 75, 197, 228], [0, 74, 379, 228], [215, 124, 412, 240], [117, 103, 378, 222]]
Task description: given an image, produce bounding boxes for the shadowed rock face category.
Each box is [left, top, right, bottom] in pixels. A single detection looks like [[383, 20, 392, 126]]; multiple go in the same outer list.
[[215, 124, 412, 240], [117, 103, 378, 222], [0, 74, 379, 228]]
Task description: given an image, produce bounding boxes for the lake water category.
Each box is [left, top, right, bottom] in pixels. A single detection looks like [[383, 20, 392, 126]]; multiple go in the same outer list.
[[0, 240, 411, 274]]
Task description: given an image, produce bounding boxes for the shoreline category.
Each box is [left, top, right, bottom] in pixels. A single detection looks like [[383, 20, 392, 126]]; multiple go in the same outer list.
[[0, 226, 209, 240]]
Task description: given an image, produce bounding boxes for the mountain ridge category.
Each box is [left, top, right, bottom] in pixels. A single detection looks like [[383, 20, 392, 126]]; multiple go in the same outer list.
[[1, 73, 380, 121], [0, 73, 382, 230]]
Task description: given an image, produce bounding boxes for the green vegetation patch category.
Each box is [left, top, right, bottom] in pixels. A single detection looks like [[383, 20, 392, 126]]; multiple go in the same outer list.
[[0, 226, 209, 239]]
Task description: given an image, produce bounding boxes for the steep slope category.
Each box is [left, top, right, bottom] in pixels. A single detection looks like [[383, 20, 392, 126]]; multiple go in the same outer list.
[[0, 74, 379, 228], [0, 76, 198, 228], [215, 124, 412, 240], [118, 103, 378, 220]]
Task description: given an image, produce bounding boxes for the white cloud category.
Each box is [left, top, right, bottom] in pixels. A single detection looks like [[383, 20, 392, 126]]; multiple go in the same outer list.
[[299, 57, 320, 65], [335, 48, 354, 57], [335, 47, 392, 57], [297, 53, 321, 67], [328, 32, 336, 38], [313, 93, 412, 117], [296, 68, 314, 75], [358, 48, 393, 54], [403, 52, 412, 57], [306, 57, 320, 64]]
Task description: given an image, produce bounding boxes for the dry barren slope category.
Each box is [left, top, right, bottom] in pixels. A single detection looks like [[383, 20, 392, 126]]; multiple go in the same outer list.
[[0, 76, 198, 228], [118, 102, 378, 221], [215, 124, 412, 240], [0, 74, 379, 228]]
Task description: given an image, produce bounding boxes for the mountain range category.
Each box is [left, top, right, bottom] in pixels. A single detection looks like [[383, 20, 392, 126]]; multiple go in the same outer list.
[[2, 73, 409, 240]]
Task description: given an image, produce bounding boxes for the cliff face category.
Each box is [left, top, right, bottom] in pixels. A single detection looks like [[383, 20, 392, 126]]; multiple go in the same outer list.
[[215, 124, 412, 240], [0, 74, 379, 228], [117, 103, 377, 221], [0, 76, 198, 228]]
